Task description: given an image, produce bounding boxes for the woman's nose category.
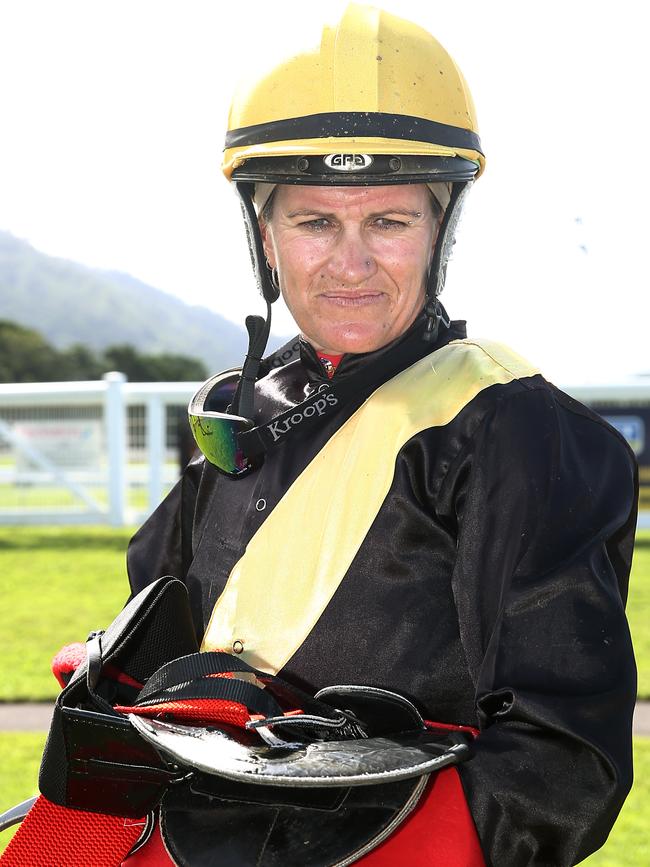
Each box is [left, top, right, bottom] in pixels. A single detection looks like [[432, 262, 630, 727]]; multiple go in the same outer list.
[[326, 228, 377, 285]]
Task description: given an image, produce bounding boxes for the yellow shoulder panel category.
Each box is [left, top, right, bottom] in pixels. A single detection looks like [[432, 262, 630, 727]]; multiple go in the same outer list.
[[202, 340, 539, 672]]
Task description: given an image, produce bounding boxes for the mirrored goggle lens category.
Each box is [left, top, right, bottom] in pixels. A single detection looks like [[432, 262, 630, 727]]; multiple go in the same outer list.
[[189, 412, 254, 477]]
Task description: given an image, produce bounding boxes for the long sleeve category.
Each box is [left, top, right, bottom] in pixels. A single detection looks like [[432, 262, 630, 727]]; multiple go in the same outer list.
[[449, 384, 637, 866], [126, 457, 203, 596]]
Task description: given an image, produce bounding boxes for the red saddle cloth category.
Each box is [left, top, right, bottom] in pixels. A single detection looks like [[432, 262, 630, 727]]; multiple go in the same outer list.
[[2, 767, 484, 866], [122, 766, 484, 867]]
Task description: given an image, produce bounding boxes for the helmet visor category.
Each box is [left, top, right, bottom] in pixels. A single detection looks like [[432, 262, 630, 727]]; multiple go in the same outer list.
[[188, 371, 255, 477]]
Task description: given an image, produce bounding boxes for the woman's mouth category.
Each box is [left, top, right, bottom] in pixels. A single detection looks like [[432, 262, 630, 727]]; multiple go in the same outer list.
[[320, 291, 385, 307]]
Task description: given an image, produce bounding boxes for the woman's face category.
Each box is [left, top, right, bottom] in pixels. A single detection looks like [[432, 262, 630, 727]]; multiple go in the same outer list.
[[260, 184, 440, 355]]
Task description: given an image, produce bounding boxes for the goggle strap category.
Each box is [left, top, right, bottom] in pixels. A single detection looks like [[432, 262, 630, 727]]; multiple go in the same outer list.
[[239, 382, 340, 456], [259, 334, 302, 376], [238, 327, 435, 458]]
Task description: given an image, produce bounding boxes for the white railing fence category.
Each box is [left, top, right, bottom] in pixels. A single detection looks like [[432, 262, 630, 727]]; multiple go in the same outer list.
[[0, 374, 198, 525], [0, 376, 649, 527]]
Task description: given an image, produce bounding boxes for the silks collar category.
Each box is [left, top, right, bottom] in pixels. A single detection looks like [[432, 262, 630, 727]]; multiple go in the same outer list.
[[189, 311, 466, 477]]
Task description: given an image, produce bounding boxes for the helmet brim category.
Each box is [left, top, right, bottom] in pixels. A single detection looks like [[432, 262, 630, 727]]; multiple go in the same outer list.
[[231, 154, 479, 186]]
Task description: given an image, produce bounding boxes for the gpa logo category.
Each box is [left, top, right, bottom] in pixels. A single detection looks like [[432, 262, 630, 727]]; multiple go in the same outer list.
[[324, 153, 374, 172]]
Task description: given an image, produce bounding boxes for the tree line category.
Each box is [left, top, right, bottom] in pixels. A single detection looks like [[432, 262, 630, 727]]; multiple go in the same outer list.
[[0, 320, 208, 383]]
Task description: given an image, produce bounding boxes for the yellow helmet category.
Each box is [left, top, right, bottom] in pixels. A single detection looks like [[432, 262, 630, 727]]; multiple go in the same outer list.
[[224, 3, 484, 184]]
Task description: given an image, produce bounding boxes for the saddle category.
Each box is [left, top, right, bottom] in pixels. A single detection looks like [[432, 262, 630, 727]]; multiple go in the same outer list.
[[36, 576, 475, 866]]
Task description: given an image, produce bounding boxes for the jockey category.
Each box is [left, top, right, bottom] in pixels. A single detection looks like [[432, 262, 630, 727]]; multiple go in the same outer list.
[[2, 4, 637, 866]]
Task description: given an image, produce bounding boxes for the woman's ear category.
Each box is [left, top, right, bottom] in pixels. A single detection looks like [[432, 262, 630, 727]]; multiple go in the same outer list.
[[259, 218, 276, 269]]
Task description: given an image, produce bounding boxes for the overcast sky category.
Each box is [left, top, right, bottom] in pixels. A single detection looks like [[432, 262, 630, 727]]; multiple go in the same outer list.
[[1, 0, 648, 384]]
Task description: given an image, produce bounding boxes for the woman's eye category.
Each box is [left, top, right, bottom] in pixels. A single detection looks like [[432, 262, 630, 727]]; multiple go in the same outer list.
[[373, 218, 406, 230], [300, 218, 332, 232]]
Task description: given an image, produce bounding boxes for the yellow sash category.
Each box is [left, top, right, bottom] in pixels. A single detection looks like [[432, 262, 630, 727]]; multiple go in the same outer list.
[[202, 339, 539, 672]]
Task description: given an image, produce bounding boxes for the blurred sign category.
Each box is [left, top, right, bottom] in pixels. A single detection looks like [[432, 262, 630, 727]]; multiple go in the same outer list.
[[13, 421, 103, 469], [602, 415, 645, 456]]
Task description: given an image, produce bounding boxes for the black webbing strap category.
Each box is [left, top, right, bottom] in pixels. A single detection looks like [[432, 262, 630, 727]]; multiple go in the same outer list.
[[133, 677, 285, 718], [85, 630, 121, 717], [135, 651, 343, 721], [136, 652, 262, 702], [86, 631, 104, 692]]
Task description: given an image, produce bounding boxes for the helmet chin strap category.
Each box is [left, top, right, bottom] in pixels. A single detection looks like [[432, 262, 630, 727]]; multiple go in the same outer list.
[[230, 182, 280, 419], [231, 303, 272, 419], [422, 181, 471, 342], [423, 297, 449, 342], [235, 182, 280, 305]]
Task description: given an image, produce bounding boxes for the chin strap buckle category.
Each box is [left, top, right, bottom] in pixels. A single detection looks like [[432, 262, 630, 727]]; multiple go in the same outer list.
[[423, 296, 451, 343]]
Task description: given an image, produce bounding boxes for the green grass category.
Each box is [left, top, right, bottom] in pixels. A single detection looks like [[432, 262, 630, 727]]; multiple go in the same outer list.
[[578, 740, 650, 865], [0, 526, 134, 700], [1, 526, 648, 702], [0, 483, 169, 511], [0, 734, 648, 862], [0, 732, 46, 855], [630, 535, 650, 698], [0, 484, 107, 508]]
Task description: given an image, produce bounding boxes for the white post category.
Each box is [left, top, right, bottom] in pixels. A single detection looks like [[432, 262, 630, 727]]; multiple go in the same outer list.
[[104, 372, 127, 526], [146, 394, 165, 514]]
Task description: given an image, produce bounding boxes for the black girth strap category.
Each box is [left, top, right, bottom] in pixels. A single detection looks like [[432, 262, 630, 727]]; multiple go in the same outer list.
[[134, 677, 284, 717], [134, 651, 346, 722]]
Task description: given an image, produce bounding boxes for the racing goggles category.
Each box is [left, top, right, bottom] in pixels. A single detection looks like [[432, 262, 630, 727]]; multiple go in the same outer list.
[[189, 366, 345, 478], [188, 370, 255, 477]]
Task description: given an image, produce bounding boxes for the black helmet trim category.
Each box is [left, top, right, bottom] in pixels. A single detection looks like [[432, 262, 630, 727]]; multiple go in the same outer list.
[[225, 111, 483, 156], [428, 181, 472, 301], [232, 155, 478, 186]]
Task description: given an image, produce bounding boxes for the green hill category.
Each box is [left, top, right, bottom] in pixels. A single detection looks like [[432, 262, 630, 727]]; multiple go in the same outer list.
[[0, 230, 264, 372]]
